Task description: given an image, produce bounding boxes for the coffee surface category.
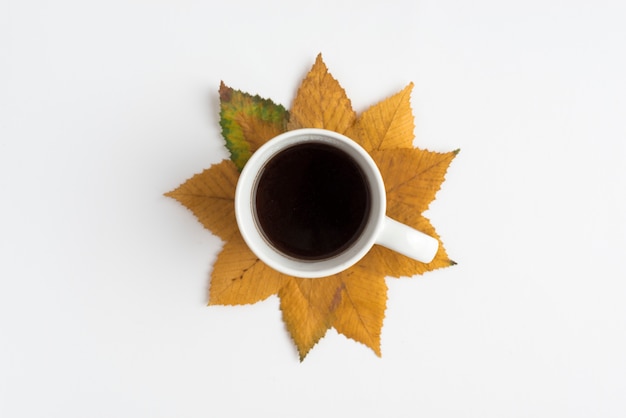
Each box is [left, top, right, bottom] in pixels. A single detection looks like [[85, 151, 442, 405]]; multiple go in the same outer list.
[[255, 142, 370, 260]]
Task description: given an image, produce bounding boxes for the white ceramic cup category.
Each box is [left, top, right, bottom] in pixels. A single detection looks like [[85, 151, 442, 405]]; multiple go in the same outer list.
[[235, 128, 438, 278]]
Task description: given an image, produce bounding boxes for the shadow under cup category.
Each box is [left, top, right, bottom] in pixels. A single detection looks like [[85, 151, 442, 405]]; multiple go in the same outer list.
[[236, 129, 387, 278]]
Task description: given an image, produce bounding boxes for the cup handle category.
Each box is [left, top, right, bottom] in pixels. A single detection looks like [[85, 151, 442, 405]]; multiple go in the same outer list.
[[375, 217, 439, 263]]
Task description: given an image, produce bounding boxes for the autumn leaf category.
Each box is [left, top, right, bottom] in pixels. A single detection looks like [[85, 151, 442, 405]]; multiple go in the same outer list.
[[164, 160, 239, 242], [287, 54, 356, 134], [209, 232, 287, 306], [373, 148, 459, 217], [364, 223, 454, 278], [219, 81, 289, 170], [346, 82, 416, 152], [166, 54, 458, 359], [333, 262, 388, 356], [279, 276, 343, 360]]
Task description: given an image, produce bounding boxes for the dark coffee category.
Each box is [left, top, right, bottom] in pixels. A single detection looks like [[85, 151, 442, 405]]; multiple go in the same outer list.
[[254, 142, 371, 260]]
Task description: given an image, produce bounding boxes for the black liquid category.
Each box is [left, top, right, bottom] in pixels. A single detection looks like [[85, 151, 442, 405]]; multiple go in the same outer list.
[[254, 142, 370, 260]]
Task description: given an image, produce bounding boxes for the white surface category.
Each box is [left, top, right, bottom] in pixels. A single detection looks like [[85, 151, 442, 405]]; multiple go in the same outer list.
[[1, 0, 625, 417]]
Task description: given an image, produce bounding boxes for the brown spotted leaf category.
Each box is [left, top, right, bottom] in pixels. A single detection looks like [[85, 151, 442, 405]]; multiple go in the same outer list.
[[278, 276, 344, 360]]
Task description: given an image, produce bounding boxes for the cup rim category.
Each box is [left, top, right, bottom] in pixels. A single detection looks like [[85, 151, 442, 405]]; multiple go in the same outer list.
[[234, 128, 386, 278]]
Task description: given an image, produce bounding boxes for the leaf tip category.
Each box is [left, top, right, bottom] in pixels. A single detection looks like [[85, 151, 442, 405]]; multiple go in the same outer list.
[[164, 188, 181, 200], [296, 340, 316, 362], [296, 335, 324, 361], [313, 52, 328, 72], [219, 81, 232, 102], [370, 341, 382, 357]]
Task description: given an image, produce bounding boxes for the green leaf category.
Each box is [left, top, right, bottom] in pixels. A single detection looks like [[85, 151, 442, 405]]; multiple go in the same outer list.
[[219, 82, 289, 170]]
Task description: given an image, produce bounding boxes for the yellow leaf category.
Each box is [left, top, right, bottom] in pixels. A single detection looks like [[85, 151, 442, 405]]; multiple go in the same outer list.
[[165, 160, 239, 241], [209, 232, 287, 305], [287, 54, 356, 134], [365, 221, 455, 278], [366, 148, 458, 277], [372, 148, 459, 215], [333, 264, 388, 356], [346, 83, 415, 152], [278, 276, 343, 360], [166, 55, 459, 359], [236, 112, 286, 154]]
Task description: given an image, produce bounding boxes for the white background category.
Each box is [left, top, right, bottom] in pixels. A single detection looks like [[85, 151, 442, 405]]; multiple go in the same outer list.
[[2, 0, 625, 417]]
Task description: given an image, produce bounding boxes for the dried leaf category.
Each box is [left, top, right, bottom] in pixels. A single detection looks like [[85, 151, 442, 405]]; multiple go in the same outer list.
[[209, 232, 287, 305], [279, 276, 344, 360], [347, 83, 416, 152], [165, 160, 239, 241], [219, 81, 289, 170], [166, 55, 459, 360], [333, 263, 388, 356], [373, 148, 459, 215], [287, 54, 356, 134], [365, 148, 459, 277], [365, 224, 455, 278]]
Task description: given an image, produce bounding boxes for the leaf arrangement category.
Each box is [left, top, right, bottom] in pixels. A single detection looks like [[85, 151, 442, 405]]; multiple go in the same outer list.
[[166, 54, 458, 360]]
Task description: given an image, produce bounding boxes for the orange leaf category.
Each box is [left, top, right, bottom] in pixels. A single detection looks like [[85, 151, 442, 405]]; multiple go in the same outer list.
[[165, 160, 239, 241], [166, 55, 459, 359], [278, 276, 343, 360], [209, 232, 287, 305], [365, 220, 455, 278], [373, 148, 459, 216], [333, 263, 388, 356], [236, 112, 286, 154], [287, 54, 356, 134], [346, 83, 415, 152], [366, 148, 458, 277]]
